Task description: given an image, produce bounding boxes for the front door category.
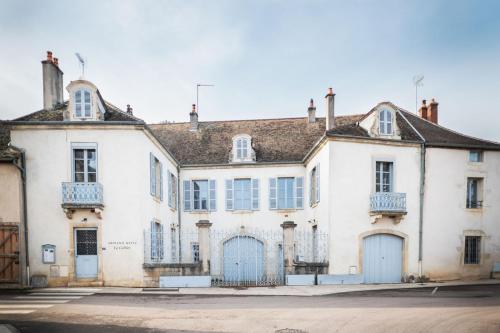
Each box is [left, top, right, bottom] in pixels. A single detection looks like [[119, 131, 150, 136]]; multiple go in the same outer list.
[[223, 235, 264, 285], [363, 233, 403, 283], [75, 228, 98, 279]]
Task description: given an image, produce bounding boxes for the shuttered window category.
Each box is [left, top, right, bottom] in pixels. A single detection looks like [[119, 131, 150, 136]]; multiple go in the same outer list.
[[150, 153, 163, 200], [225, 178, 260, 211], [309, 164, 320, 206], [167, 171, 177, 210], [150, 220, 164, 261], [269, 177, 304, 210], [183, 179, 217, 211]]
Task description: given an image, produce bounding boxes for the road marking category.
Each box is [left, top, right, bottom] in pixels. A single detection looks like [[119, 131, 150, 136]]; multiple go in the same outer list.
[[15, 296, 82, 300], [0, 300, 69, 304], [0, 310, 36, 314], [431, 287, 438, 295], [0, 304, 54, 308]]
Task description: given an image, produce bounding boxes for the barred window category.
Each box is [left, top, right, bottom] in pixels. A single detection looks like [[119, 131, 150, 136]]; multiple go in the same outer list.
[[464, 236, 481, 264]]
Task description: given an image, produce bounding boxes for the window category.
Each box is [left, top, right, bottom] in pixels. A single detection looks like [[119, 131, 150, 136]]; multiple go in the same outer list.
[[464, 236, 481, 264], [183, 179, 216, 211], [73, 148, 97, 182], [309, 164, 320, 206], [469, 150, 483, 162], [379, 109, 393, 135], [269, 177, 304, 210], [375, 161, 393, 192], [191, 243, 200, 263], [74, 89, 92, 118], [167, 171, 177, 210], [150, 153, 163, 200], [150, 221, 164, 261], [231, 135, 255, 163], [237, 138, 248, 159], [225, 178, 259, 211], [467, 178, 483, 208]]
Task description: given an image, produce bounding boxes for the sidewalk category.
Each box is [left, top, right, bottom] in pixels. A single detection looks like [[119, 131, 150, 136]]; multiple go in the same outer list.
[[33, 279, 500, 297]]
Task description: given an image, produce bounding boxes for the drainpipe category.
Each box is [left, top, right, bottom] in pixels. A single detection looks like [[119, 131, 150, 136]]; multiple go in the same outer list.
[[12, 151, 29, 287], [418, 143, 426, 279], [176, 165, 182, 263]]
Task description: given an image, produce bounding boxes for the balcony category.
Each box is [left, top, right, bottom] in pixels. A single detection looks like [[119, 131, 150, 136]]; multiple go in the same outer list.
[[370, 192, 406, 223], [61, 182, 103, 218]]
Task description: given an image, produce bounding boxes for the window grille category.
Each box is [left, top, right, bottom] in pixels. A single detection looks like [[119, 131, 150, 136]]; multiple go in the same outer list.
[[464, 236, 481, 264]]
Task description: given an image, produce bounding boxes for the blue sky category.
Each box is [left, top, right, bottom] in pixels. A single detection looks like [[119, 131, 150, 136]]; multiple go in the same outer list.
[[1, 0, 499, 141]]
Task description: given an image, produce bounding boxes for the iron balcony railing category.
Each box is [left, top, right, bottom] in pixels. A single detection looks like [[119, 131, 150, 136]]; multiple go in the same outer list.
[[370, 192, 406, 213], [62, 182, 103, 207]]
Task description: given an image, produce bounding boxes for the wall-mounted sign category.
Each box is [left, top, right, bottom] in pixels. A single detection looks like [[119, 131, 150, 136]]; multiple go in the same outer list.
[[42, 244, 56, 264], [107, 241, 137, 251]]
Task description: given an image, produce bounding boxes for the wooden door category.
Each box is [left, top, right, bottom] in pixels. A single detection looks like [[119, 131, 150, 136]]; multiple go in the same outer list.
[[0, 224, 20, 283]]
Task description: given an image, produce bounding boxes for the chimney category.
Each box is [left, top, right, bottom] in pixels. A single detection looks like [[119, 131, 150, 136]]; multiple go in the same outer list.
[[126, 104, 133, 115], [307, 98, 316, 123], [418, 99, 428, 120], [189, 104, 198, 131], [42, 50, 64, 110], [325, 87, 335, 130], [428, 98, 439, 124]]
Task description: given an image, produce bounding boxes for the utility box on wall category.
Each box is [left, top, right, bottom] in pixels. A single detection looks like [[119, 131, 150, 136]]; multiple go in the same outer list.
[[42, 244, 56, 264]]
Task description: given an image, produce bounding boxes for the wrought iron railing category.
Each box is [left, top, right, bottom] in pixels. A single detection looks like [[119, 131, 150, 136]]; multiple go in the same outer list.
[[143, 228, 199, 265], [370, 192, 406, 213], [61, 182, 103, 206]]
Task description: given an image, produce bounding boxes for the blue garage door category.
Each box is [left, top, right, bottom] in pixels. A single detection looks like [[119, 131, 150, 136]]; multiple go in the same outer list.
[[223, 235, 264, 284], [363, 234, 403, 283]]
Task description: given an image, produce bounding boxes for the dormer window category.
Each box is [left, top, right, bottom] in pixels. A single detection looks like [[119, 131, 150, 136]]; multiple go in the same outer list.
[[379, 109, 393, 135], [74, 89, 92, 118], [231, 134, 255, 163]]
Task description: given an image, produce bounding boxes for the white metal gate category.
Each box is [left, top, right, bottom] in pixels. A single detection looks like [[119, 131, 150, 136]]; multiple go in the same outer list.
[[211, 228, 284, 286]]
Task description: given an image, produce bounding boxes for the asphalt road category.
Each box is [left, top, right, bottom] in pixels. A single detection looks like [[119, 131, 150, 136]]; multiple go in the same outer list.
[[1, 284, 500, 333]]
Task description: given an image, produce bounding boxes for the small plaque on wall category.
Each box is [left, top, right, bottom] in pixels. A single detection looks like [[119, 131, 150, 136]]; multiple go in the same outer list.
[[42, 244, 56, 264]]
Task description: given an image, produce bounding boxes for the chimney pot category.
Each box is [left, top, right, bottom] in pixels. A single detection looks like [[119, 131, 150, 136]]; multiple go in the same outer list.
[[126, 104, 133, 115], [418, 99, 429, 120], [42, 51, 63, 110], [428, 98, 439, 124], [190, 104, 198, 131], [325, 87, 336, 130], [307, 98, 316, 123], [53, 58, 59, 66], [47, 51, 53, 62]]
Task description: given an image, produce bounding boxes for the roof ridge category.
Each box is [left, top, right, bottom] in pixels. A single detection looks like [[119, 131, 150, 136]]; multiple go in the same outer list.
[[103, 101, 144, 122]]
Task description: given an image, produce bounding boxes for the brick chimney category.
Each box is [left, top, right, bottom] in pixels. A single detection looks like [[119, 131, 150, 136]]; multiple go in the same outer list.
[[418, 99, 428, 120], [42, 51, 64, 110], [126, 104, 133, 115], [307, 98, 316, 123], [325, 88, 335, 130], [428, 98, 439, 124], [189, 104, 198, 131]]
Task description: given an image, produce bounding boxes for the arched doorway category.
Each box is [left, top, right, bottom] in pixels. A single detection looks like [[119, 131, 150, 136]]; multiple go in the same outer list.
[[363, 233, 403, 283], [223, 235, 264, 284]]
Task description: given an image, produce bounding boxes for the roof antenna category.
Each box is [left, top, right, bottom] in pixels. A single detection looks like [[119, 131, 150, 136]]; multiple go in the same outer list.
[[412, 75, 424, 113], [75, 53, 86, 79], [196, 83, 214, 115]]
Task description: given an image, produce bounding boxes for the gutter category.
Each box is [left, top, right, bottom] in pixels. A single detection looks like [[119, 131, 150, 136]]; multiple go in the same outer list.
[[177, 164, 182, 263]]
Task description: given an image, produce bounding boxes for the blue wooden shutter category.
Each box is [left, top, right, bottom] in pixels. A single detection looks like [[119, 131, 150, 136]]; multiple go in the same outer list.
[[150, 153, 156, 196], [150, 220, 157, 260], [167, 172, 173, 207], [183, 180, 191, 211], [295, 177, 304, 209], [315, 164, 320, 203], [251, 178, 260, 210], [269, 178, 277, 210], [158, 223, 164, 260], [309, 169, 313, 207], [159, 162, 163, 201], [225, 179, 234, 211], [209, 179, 216, 211]]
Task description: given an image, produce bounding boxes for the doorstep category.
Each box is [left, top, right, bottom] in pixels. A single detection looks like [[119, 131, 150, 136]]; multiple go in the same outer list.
[[68, 279, 104, 288]]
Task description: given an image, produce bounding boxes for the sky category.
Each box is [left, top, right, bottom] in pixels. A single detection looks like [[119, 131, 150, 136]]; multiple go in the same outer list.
[[0, 0, 499, 141]]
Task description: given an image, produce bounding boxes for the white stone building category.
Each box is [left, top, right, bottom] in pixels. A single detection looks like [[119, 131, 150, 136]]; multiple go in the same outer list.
[[1, 52, 499, 287]]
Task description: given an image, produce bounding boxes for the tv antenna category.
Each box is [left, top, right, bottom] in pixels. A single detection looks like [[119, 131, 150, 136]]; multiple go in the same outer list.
[[412, 75, 424, 113], [75, 53, 86, 78], [196, 83, 214, 114]]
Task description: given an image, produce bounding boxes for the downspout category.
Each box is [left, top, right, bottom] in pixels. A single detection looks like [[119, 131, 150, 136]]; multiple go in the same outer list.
[[177, 165, 182, 263], [418, 143, 426, 279], [13, 151, 29, 286]]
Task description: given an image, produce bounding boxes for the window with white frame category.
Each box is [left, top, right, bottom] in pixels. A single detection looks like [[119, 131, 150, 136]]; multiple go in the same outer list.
[[73, 147, 97, 182], [464, 236, 481, 264], [167, 171, 177, 210], [74, 89, 92, 118], [375, 161, 393, 192], [379, 109, 393, 135], [150, 153, 163, 200], [225, 178, 259, 211], [231, 134, 255, 163], [150, 220, 164, 261], [237, 138, 248, 159], [269, 177, 304, 210], [309, 164, 320, 206], [183, 179, 216, 211], [191, 242, 200, 263], [469, 150, 483, 162], [466, 177, 483, 209]]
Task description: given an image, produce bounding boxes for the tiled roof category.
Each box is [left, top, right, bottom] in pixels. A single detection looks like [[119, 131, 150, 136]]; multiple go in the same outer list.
[[13, 101, 143, 123], [149, 115, 363, 165]]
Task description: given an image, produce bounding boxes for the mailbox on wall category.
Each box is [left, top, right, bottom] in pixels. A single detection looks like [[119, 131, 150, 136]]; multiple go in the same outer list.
[[42, 244, 56, 264]]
